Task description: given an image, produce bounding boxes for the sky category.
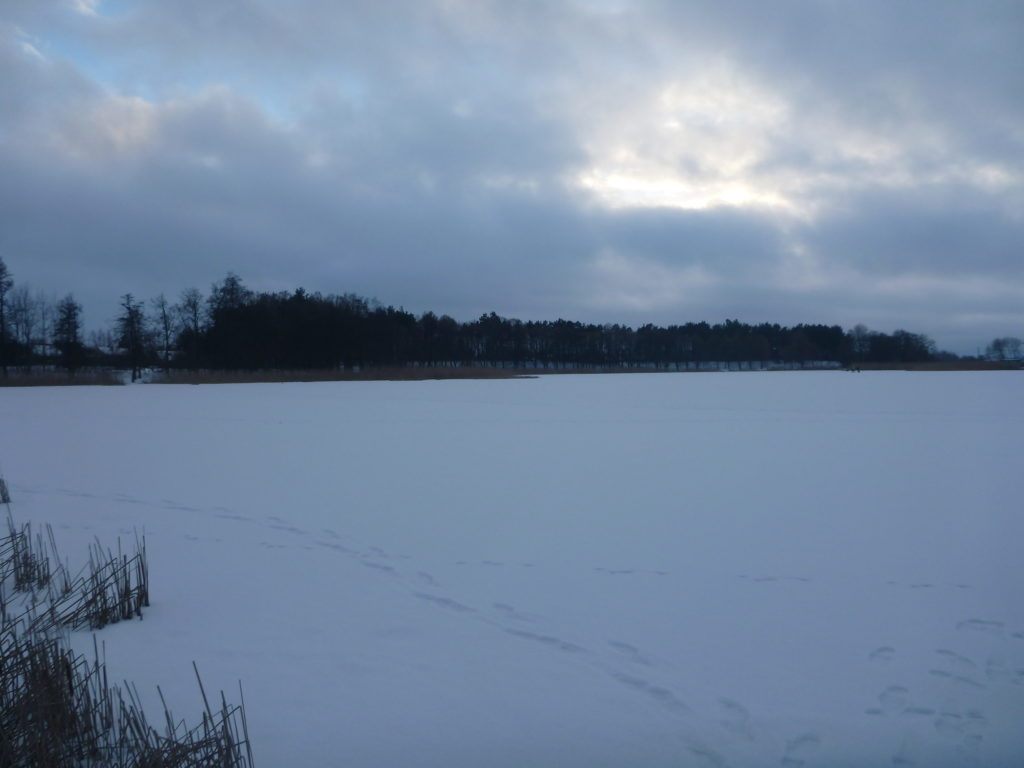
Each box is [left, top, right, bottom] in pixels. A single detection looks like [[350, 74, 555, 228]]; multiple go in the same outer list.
[[1, 1, 1021, 353]]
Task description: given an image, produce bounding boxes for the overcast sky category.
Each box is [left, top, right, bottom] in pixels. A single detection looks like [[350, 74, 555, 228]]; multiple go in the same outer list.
[[1, 1, 1021, 352]]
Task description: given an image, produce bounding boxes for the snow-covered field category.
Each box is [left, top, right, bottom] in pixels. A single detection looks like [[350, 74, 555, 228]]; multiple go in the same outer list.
[[3, 372, 1022, 767]]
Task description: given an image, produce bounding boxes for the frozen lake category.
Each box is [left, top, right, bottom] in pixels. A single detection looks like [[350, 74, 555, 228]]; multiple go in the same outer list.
[[3, 371, 1023, 766]]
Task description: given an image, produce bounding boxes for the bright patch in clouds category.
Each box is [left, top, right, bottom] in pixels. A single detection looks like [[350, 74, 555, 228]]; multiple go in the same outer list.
[[573, 65, 800, 215]]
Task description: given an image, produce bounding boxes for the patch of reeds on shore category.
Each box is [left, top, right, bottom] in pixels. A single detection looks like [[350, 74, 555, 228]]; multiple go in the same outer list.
[[0, 369, 125, 387], [150, 365, 532, 384], [1, 485, 254, 767]]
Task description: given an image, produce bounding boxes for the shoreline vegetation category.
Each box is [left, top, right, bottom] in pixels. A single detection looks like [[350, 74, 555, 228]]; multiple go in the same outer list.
[[6, 266, 1022, 383], [1, 495, 255, 767], [0, 360, 1020, 387]]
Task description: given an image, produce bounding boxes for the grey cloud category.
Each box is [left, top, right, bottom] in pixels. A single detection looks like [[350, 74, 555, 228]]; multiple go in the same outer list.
[[1, 1, 1022, 353]]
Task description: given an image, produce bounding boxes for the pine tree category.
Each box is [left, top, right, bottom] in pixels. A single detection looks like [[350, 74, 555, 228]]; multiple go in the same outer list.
[[54, 294, 84, 372], [117, 294, 147, 381]]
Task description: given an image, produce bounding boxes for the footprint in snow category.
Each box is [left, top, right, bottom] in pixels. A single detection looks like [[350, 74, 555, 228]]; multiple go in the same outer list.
[[869, 646, 896, 663], [935, 649, 977, 674], [719, 698, 753, 740], [984, 659, 1011, 683], [780, 732, 820, 767], [360, 561, 395, 573], [214, 512, 251, 522], [269, 524, 307, 535], [609, 672, 687, 713], [878, 686, 909, 714], [685, 743, 726, 768], [505, 628, 586, 654], [315, 540, 353, 553], [934, 712, 966, 739], [891, 740, 916, 767], [903, 706, 936, 717], [493, 602, 531, 622], [957, 619, 1004, 635], [608, 640, 652, 666], [414, 593, 475, 613]]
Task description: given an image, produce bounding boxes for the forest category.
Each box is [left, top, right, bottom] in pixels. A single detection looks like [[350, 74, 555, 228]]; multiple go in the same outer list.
[[0, 259, 987, 377]]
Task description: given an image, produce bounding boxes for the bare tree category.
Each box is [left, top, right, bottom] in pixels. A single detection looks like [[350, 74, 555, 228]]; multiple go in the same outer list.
[[151, 293, 177, 370], [8, 285, 36, 370], [0, 257, 12, 376], [175, 287, 204, 368], [177, 287, 204, 335], [986, 336, 1023, 361], [36, 291, 55, 359], [89, 328, 118, 356]]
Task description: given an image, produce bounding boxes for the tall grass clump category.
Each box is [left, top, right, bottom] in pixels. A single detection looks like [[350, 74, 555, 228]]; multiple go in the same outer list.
[[0, 486, 254, 767]]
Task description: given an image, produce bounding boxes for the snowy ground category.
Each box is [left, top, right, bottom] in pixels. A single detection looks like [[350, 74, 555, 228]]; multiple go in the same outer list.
[[3, 371, 1023, 767]]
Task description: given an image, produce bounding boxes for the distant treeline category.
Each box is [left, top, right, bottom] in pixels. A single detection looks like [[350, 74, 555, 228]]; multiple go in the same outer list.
[[2, 260, 1009, 378]]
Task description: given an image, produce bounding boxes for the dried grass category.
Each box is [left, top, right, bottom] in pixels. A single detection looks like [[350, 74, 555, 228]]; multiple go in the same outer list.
[[152, 366, 532, 384], [1, 503, 253, 767], [0, 370, 124, 387]]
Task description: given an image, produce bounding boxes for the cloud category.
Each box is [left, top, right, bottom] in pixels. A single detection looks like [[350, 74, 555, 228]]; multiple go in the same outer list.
[[0, 1, 1021, 352]]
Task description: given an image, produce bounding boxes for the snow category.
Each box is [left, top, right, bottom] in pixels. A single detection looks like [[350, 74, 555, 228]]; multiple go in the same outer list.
[[2, 371, 1023, 766]]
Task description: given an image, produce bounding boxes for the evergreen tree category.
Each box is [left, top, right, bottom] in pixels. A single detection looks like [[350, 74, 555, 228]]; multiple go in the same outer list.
[[53, 294, 84, 372], [117, 294, 147, 382]]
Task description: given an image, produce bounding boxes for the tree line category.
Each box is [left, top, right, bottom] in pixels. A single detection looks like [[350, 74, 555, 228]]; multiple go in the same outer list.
[[0, 258, 1017, 377]]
